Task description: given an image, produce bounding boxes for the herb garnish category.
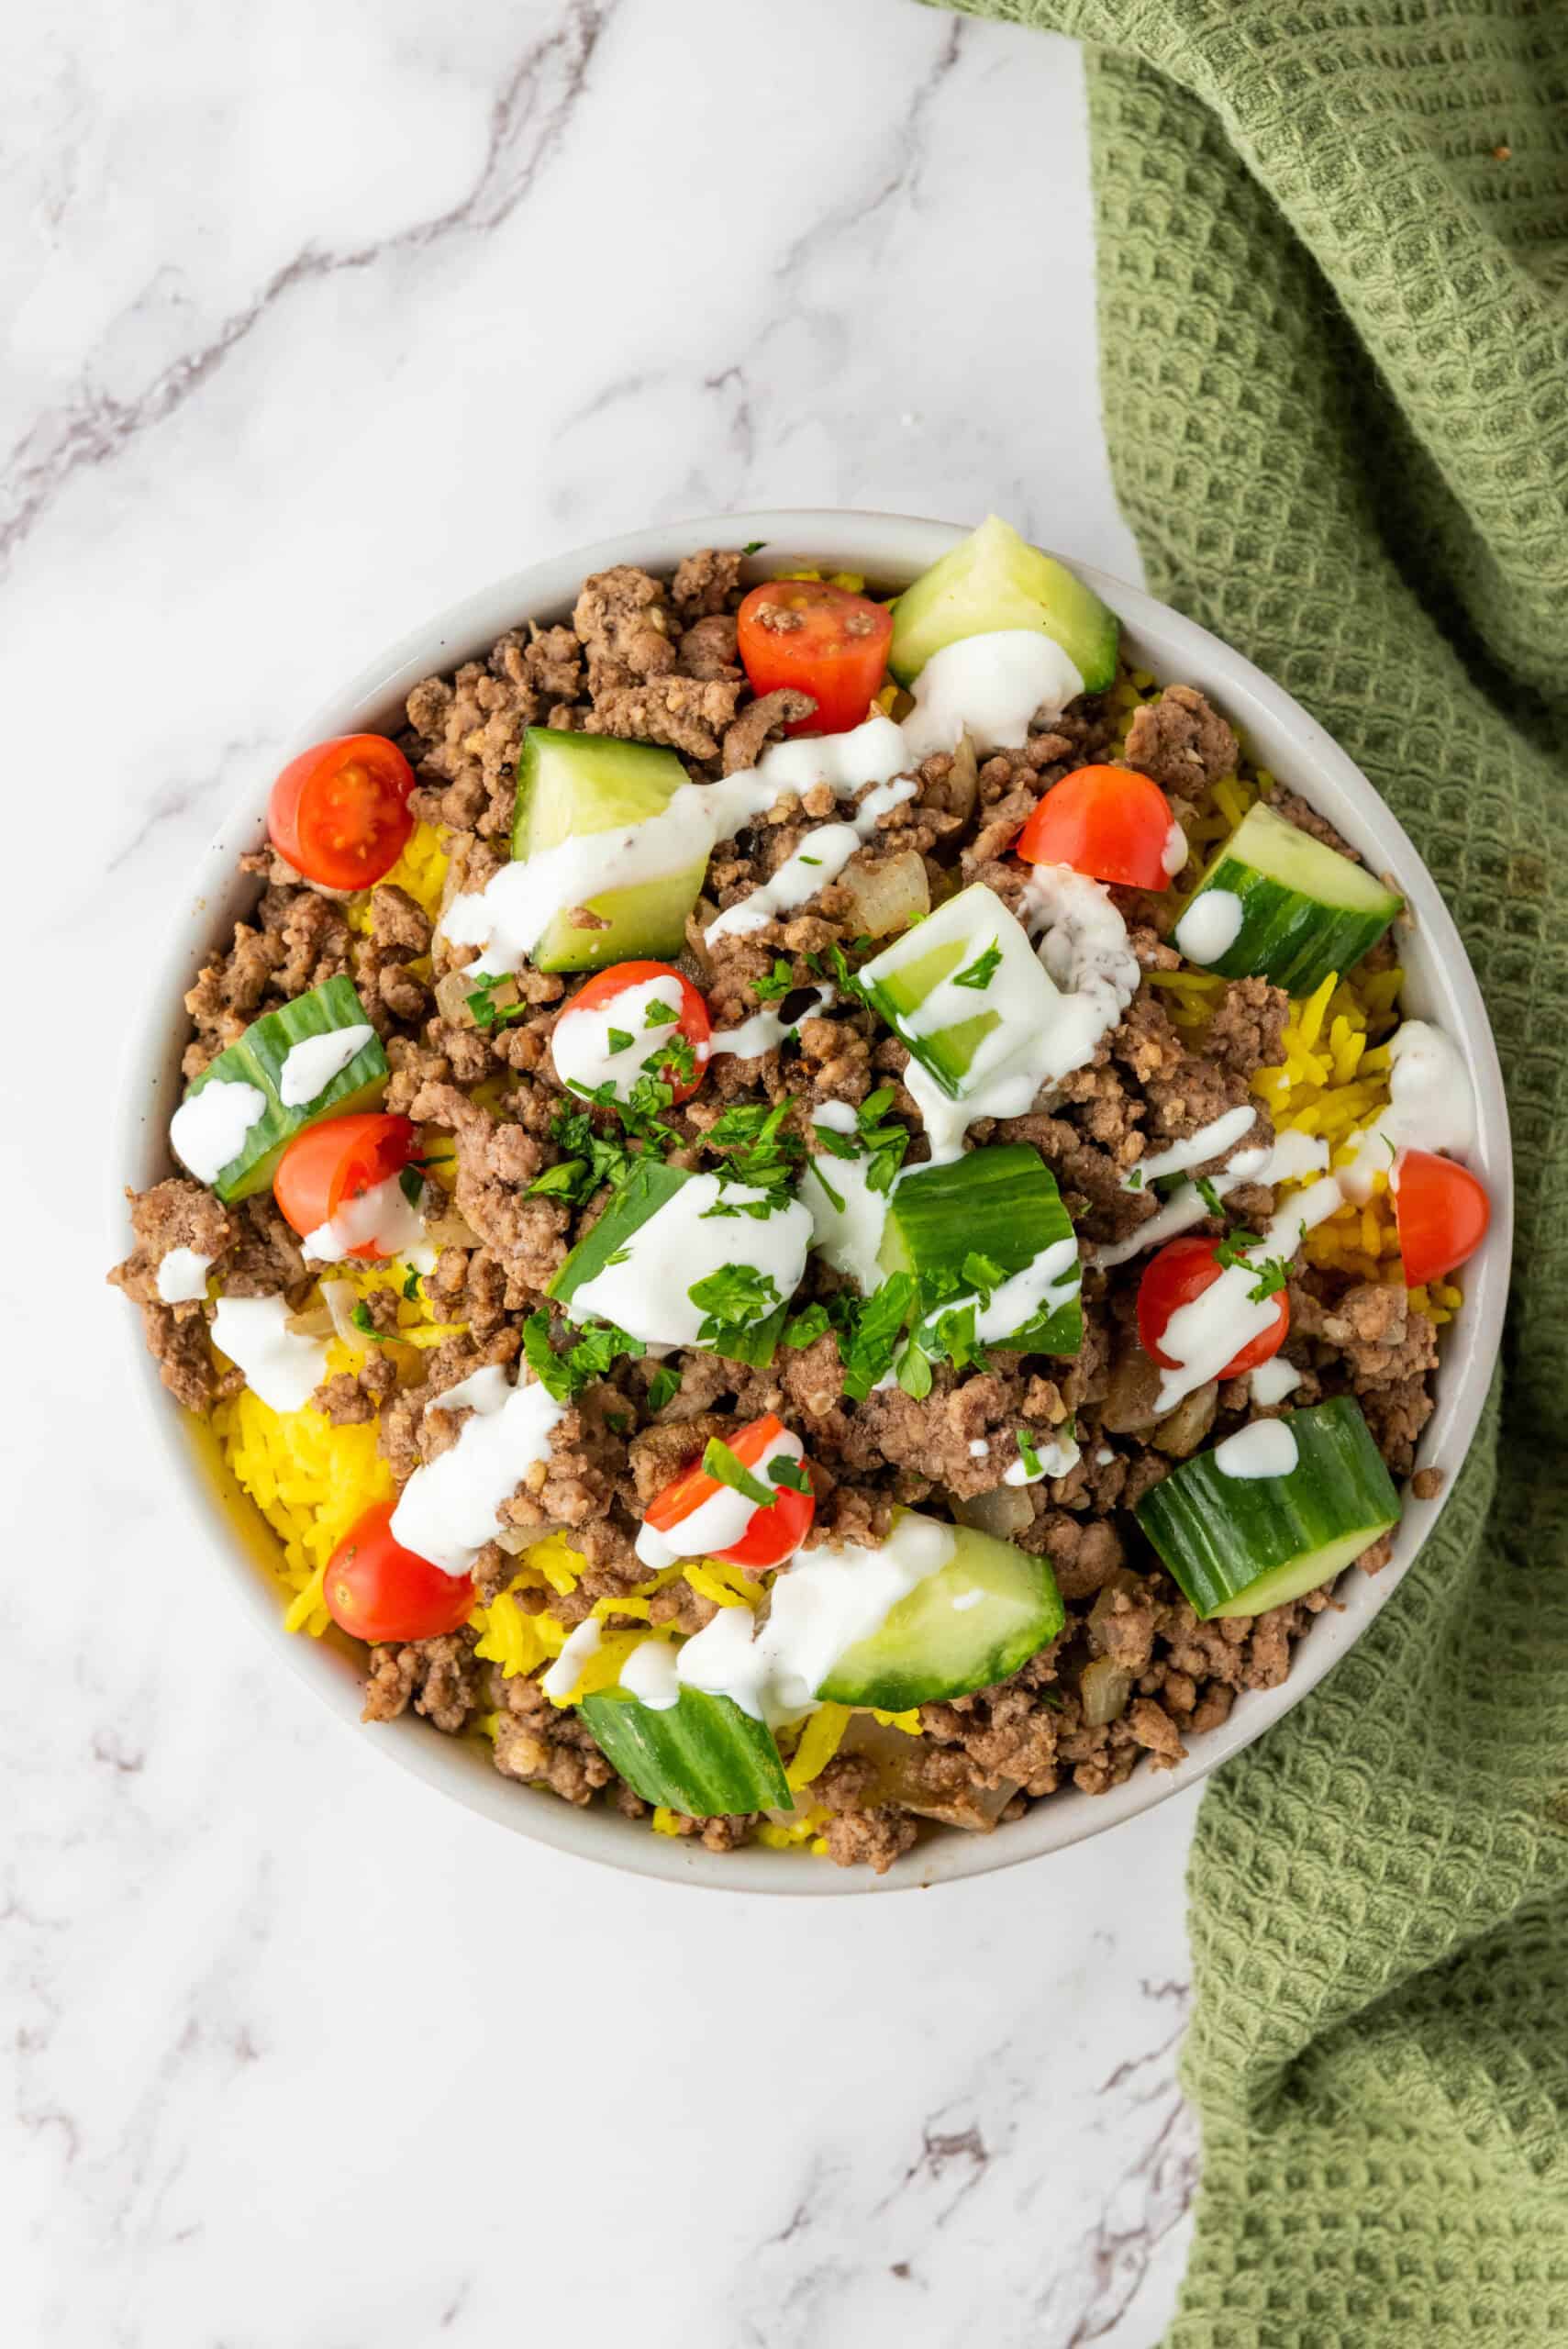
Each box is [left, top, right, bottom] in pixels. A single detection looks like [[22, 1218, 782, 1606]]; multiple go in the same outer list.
[[646, 1365, 681, 1412], [398, 1165, 424, 1208], [769, 1454, 811, 1495], [782, 1303, 830, 1349], [702, 1098, 802, 1194], [644, 996, 681, 1027], [1195, 1175, 1226, 1217], [1215, 1228, 1264, 1269], [1246, 1257, 1290, 1304], [701, 1437, 775, 1509], [522, 1308, 645, 1402], [606, 1026, 634, 1054], [688, 1262, 784, 1347], [806, 1159, 847, 1214], [952, 940, 1002, 991], [753, 960, 796, 1003], [465, 973, 529, 1031], [1017, 1427, 1043, 1479], [350, 1302, 384, 1341], [402, 1266, 422, 1302], [841, 1274, 917, 1402]]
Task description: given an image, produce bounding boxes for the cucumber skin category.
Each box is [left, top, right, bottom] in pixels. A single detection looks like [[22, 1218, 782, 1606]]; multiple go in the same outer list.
[[819, 1525, 1064, 1710], [181, 976, 388, 1203], [512, 728, 706, 974], [1183, 854, 1400, 996], [1135, 1397, 1400, 1620], [580, 1685, 790, 1815], [888, 516, 1120, 692]]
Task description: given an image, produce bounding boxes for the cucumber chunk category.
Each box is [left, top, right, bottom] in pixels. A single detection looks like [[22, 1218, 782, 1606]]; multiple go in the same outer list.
[[878, 1145, 1082, 1354], [174, 975, 387, 1202], [548, 1159, 788, 1365], [1176, 801, 1403, 996], [1135, 1396, 1400, 1620], [856, 883, 1058, 1099], [819, 1520, 1064, 1709], [512, 728, 708, 974], [580, 1684, 790, 1816], [889, 515, 1119, 691]]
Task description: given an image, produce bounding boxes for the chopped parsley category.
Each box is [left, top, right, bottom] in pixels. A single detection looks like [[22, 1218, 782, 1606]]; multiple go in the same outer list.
[[645, 1031, 697, 1088], [644, 996, 681, 1027], [768, 1454, 811, 1495], [1246, 1256, 1290, 1304], [1017, 1427, 1044, 1479], [782, 1303, 830, 1349], [798, 854, 822, 868], [701, 1436, 775, 1510], [1215, 1227, 1264, 1269], [741, 539, 766, 556], [702, 1097, 802, 1195], [841, 1273, 917, 1402], [753, 960, 796, 1003], [806, 1159, 847, 1214], [606, 1026, 634, 1055], [398, 1165, 424, 1208], [1127, 1168, 1144, 1191], [522, 1308, 645, 1402], [646, 1364, 681, 1412], [465, 973, 529, 1031], [1195, 1175, 1226, 1217], [952, 940, 1002, 991], [528, 1159, 590, 1199], [807, 941, 857, 992], [401, 1266, 423, 1302], [349, 1302, 384, 1341], [688, 1262, 783, 1347]]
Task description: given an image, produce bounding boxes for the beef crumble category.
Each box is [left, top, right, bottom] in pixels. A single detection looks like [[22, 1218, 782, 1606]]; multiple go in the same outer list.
[[113, 545, 1443, 1876]]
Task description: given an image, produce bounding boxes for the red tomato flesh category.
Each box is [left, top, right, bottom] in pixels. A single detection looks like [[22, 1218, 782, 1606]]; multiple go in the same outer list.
[[1016, 764, 1178, 889], [1394, 1150, 1490, 1286], [323, 1501, 475, 1643], [561, 962, 711, 1103], [273, 1112, 417, 1258], [646, 1411, 815, 1574], [1137, 1235, 1289, 1378], [268, 733, 415, 891], [736, 580, 894, 737]]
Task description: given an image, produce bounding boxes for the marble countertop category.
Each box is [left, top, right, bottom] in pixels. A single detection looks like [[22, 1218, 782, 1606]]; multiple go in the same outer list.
[[8, 0, 1196, 2339]]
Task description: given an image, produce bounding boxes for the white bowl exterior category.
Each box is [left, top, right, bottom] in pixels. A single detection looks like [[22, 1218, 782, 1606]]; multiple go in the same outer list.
[[111, 510, 1513, 1895]]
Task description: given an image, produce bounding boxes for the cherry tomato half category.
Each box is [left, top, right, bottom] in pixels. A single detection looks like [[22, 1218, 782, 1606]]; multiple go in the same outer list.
[[646, 1412, 816, 1574], [1016, 764, 1179, 890], [268, 733, 416, 891], [556, 963, 711, 1105], [736, 580, 894, 738], [1394, 1150, 1491, 1287], [323, 1501, 475, 1644], [273, 1112, 417, 1257], [1137, 1235, 1290, 1379]]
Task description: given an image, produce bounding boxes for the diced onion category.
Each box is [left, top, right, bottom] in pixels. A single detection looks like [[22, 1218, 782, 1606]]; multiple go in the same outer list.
[[494, 1524, 567, 1555], [422, 1205, 482, 1252], [945, 734, 979, 824], [1079, 1655, 1133, 1728], [284, 1302, 335, 1340], [318, 1280, 363, 1348], [840, 849, 929, 939], [953, 1484, 1035, 1540]]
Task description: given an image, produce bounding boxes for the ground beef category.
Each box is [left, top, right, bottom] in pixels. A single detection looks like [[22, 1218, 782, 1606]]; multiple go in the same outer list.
[[122, 548, 1448, 1875]]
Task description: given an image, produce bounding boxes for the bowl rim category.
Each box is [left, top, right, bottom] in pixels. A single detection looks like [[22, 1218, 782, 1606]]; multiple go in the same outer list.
[[108, 507, 1514, 1897]]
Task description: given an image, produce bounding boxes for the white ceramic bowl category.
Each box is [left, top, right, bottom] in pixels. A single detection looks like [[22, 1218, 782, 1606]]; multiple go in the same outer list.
[[111, 510, 1513, 1895]]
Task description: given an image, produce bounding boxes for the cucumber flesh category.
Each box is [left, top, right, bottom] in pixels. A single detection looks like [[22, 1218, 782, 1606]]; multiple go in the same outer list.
[[512, 728, 708, 974], [580, 1684, 790, 1815], [173, 975, 387, 1203], [856, 883, 1059, 1099], [819, 1521, 1064, 1709], [878, 1145, 1082, 1354], [889, 515, 1119, 692], [1177, 801, 1403, 996], [1134, 1396, 1400, 1620]]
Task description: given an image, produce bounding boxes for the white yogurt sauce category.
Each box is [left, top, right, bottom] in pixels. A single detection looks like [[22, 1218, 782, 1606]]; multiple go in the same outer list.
[[1213, 1419, 1300, 1479], [156, 1246, 214, 1304], [965, 1235, 1081, 1346], [803, 1101, 891, 1294], [1250, 1357, 1303, 1407], [1338, 1019, 1476, 1201], [568, 1174, 814, 1352], [620, 1635, 681, 1710], [1162, 821, 1190, 877], [389, 1371, 567, 1577], [303, 1171, 427, 1264], [901, 630, 1084, 759], [1120, 1105, 1259, 1192], [277, 1024, 375, 1108], [1090, 1130, 1330, 1270], [675, 1512, 957, 1725], [210, 1294, 328, 1414], [632, 1429, 806, 1570], [968, 1439, 991, 1458], [550, 973, 694, 1102], [1004, 1429, 1082, 1486], [705, 775, 917, 944], [1151, 1174, 1346, 1413], [170, 1080, 268, 1185], [1173, 888, 1245, 965], [541, 1617, 602, 1703], [708, 985, 834, 1063]]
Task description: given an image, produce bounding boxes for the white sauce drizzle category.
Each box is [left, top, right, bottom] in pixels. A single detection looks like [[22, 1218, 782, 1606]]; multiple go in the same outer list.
[[1173, 888, 1245, 965], [1090, 1130, 1330, 1271], [962, 1235, 1082, 1347], [210, 1294, 328, 1414], [705, 776, 917, 943], [708, 985, 834, 1063], [568, 1174, 813, 1352], [674, 1512, 957, 1725], [1120, 1105, 1259, 1193], [389, 1372, 567, 1577], [968, 1439, 991, 1458], [170, 1080, 267, 1185], [550, 974, 694, 1102], [1151, 1176, 1345, 1413], [803, 1101, 890, 1295], [1250, 1357, 1303, 1407], [1004, 1429, 1082, 1486], [1213, 1420, 1300, 1480], [620, 1635, 681, 1710], [277, 1024, 375, 1108], [1162, 821, 1190, 877], [901, 630, 1084, 759], [156, 1246, 214, 1304], [303, 1171, 427, 1264], [541, 1618, 602, 1702], [632, 1430, 806, 1570], [1338, 1019, 1477, 1201]]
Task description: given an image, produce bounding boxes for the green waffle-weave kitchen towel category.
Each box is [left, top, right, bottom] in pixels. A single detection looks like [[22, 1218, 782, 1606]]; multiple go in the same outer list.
[[917, 2, 1568, 2340]]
